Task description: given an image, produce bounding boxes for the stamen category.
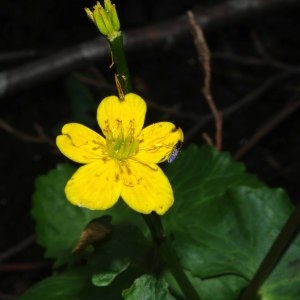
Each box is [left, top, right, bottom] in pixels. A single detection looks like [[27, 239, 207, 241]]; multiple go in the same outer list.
[[105, 118, 138, 160]]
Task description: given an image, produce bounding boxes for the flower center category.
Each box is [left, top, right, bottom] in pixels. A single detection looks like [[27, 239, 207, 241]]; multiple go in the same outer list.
[[106, 133, 139, 160]]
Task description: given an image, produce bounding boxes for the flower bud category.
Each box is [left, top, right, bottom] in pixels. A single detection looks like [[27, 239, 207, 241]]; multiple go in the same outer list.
[[85, 0, 120, 39]]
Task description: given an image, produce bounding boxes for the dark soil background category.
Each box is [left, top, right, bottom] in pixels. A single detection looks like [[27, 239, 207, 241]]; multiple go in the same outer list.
[[1, 0, 300, 298]]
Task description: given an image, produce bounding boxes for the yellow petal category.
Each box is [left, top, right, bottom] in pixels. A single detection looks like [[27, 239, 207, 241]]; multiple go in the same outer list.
[[121, 160, 174, 215], [65, 160, 122, 210], [135, 122, 184, 164], [97, 93, 146, 138], [56, 123, 106, 164]]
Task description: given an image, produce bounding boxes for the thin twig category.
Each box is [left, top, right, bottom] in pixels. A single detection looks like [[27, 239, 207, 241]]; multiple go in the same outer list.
[[234, 97, 300, 160], [72, 72, 114, 90], [0, 262, 49, 272], [212, 52, 300, 72], [212, 52, 268, 66], [0, 235, 36, 263], [187, 10, 223, 150], [0, 292, 17, 300], [0, 120, 55, 147], [250, 31, 298, 72], [222, 72, 294, 116], [184, 71, 295, 142], [202, 133, 214, 146], [146, 100, 200, 121], [74, 71, 202, 121]]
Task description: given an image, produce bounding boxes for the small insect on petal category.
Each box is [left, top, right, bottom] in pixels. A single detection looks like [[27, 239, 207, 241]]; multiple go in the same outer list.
[[168, 141, 182, 163]]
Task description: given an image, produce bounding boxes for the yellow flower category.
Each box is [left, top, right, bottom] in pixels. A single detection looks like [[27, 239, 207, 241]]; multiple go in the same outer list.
[[56, 93, 183, 215]]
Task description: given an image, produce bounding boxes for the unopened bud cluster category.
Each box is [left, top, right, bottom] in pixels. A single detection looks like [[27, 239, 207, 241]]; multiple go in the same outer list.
[[85, 0, 120, 40]]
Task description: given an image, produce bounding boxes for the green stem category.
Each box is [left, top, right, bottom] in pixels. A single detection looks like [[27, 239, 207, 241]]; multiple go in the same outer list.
[[107, 22, 198, 299], [142, 213, 201, 300], [108, 33, 133, 94], [241, 202, 300, 300]]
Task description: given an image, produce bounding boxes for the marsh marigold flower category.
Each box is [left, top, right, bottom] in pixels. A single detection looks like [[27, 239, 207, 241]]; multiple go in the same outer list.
[[56, 93, 183, 215]]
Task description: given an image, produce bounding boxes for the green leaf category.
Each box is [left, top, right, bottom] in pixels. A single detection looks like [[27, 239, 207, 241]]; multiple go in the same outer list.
[[31, 164, 102, 267], [187, 272, 248, 300], [92, 261, 129, 287], [31, 144, 300, 299], [32, 163, 146, 267], [164, 145, 265, 277], [167, 185, 292, 278], [19, 266, 140, 300], [259, 234, 300, 299], [162, 145, 296, 298], [19, 268, 99, 300], [122, 274, 176, 300], [31, 163, 151, 296], [90, 224, 149, 287]]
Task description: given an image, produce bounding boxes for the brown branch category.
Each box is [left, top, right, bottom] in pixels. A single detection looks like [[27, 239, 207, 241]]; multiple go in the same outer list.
[[202, 133, 214, 146], [0, 262, 49, 272], [0, 0, 299, 99], [146, 100, 201, 120], [0, 120, 55, 147], [72, 72, 113, 90], [74, 71, 202, 121], [212, 52, 300, 72], [222, 72, 294, 116], [184, 71, 296, 142], [72, 66, 114, 90], [187, 10, 223, 150], [0, 235, 35, 263], [250, 31, 300, 71], [234, 97, 300, 160], [0, 292, 16, 300]]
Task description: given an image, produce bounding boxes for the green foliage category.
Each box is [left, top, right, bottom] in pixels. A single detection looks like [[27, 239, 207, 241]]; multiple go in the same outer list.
[[259, 235, 300, 300], [23, 145, 300, 299], [89, 224, 149, 287], [18, 268, 99, 300], [31, 164, 101, 267], [186, 273, 248, 300], [19, 265, 142, 300], [122, 274, 176, 300]]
